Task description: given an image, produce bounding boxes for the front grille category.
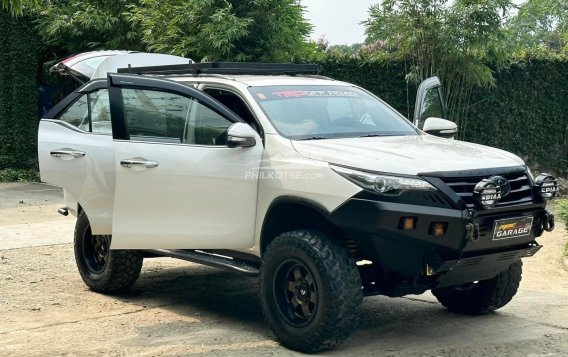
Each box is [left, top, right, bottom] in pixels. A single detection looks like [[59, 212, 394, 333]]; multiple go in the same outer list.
[[441, 171, 534, 209]]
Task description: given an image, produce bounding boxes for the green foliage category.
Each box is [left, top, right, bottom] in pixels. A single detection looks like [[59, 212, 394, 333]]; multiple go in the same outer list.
[[34, 0, 313, 62], [129, 0, 313, 62], [0, 168, 40, 182], [324, 43, 364, 57], [2, 0, 23, 15], [127, 0, 250, 60], [465, 56, 568, 175], [1, 0, 36, 16], [35, 0, 145, 52], [363, 0, 513, 129], [558, 199, 568, 223], [318, 54, 568, 175], [506, 0, 568, 53], [0, 12, 38, 169], [557, 199, 568, 256]]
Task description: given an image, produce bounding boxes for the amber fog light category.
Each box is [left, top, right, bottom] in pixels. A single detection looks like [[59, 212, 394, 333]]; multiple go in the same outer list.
[[535, 174, 558, 201], [398, 217, 417, 230], [429, 222, 447, 236]]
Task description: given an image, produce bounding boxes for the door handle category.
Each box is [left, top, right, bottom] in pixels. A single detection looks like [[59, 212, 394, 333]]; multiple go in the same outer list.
[[120, 158, 159, 169], [50, 148, 86, 159]]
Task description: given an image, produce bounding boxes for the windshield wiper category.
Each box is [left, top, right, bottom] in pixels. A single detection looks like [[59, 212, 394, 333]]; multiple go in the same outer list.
[[300, 136, 329, 140]]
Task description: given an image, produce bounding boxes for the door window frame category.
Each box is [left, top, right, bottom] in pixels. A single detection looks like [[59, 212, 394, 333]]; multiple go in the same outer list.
[[57, 91, 111, 134], [413, 76, 447, 130], [108, 74, 246, 145], [50, 80, 112, 135]]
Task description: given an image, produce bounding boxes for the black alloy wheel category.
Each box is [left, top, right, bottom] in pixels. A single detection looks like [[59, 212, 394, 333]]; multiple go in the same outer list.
[[83, 233, 110, 274], [273, 259, 318, 327]]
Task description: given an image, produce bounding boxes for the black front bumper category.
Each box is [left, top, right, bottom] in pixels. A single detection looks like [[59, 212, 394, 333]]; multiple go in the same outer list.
[[329, 198, 551, 296]]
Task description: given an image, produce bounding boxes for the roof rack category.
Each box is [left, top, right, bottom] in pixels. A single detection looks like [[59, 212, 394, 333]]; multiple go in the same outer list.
[[117, 62, 319, 76]]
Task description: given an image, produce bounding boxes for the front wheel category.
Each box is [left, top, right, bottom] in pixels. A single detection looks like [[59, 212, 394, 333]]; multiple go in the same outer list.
[[259, 230, 363, 353], [74, 211, 143, 293], [432, 260, 522, 315]]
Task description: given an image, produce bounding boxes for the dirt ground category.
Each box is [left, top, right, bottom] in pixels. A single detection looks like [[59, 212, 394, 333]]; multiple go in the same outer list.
[[1, 183, 567, 356]]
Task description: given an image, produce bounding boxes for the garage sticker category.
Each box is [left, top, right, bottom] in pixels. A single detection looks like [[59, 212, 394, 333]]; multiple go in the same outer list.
[[492, 216, 533, 240]]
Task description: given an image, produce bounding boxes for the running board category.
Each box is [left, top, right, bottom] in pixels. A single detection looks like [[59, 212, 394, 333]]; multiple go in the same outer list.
[[146, 249, 260, 277]]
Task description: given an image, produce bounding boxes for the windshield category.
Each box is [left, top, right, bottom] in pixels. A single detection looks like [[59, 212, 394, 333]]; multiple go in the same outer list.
[[249, 85, 417, 140]]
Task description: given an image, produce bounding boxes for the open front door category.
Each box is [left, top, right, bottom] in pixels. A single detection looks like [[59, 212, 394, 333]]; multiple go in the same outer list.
[[413, 76, 447, 130], [108, 74, 263, 250]]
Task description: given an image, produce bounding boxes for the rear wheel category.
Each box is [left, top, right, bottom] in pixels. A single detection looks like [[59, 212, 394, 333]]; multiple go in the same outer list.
[[74, 211, 143, 293], [432, 260, 522, 315], [259, 230, 362, 353]]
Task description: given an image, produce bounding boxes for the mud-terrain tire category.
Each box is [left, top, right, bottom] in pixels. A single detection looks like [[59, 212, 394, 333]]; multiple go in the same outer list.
[[74, 211, 143, 293], [432, 260, 522, 315], [259, 230, 362, 353]]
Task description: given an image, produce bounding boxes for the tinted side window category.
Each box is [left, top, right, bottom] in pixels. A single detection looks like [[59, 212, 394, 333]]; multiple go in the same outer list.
[[57, 90, 111, 134], [418, 87, 444, 129], [122, 89, 191, 143], [122, 88, 233, 146], [188, 101, 233, 146], [90, 90, 112, 134], [202, 88, 260, 133], [59, 95, 89, 129]]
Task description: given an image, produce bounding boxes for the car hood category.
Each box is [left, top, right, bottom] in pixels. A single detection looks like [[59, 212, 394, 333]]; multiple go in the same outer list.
[[291, 135, 525, 176]]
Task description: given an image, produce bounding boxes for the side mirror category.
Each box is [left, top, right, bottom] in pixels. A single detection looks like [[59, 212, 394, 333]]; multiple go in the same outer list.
[[422, 117, 458, 139], [227, 122, 257, 148]]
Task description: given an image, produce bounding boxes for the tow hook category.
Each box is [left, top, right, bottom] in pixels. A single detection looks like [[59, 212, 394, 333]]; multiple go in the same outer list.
[[466, 223, 480, 243], [543, 210, 555, 232]]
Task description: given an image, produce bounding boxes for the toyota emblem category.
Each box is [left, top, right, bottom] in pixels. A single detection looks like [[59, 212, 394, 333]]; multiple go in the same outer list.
[[489, 176, 511, 198]]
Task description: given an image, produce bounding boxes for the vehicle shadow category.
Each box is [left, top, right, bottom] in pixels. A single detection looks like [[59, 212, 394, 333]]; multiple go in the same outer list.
[[108, 260, 533, 355], [114, 261, 270, 338]]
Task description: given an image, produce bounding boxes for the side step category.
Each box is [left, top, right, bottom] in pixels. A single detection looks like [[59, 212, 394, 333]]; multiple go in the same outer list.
[[146, 249, 260, 277]]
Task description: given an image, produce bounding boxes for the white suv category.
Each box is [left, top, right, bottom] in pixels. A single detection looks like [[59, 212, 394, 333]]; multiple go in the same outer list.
[[38, 61, 557, 353]]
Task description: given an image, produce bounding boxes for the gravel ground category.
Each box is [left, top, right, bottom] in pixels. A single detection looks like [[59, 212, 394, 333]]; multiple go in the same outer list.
[[1, 183, 567, 356]]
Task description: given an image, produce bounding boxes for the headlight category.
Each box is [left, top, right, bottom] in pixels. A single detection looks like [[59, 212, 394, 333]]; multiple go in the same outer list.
[[534, 173, 558, 201], [330, 165, 436, 195]]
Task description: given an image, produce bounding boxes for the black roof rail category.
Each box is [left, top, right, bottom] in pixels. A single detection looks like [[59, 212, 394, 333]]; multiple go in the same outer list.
[[117, 62, 319, 76]]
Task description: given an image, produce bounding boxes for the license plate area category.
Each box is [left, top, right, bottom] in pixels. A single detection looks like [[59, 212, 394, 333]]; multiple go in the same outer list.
[[492, 216, 533, 240]]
